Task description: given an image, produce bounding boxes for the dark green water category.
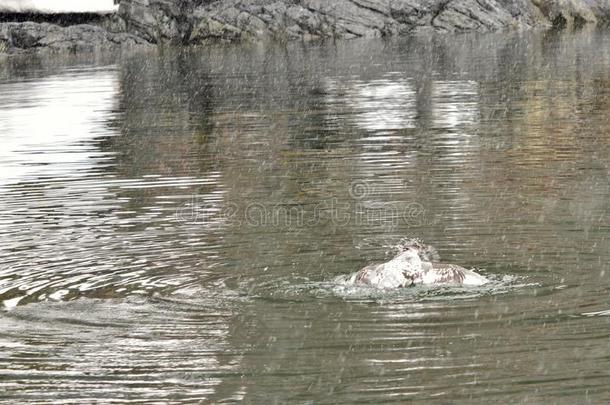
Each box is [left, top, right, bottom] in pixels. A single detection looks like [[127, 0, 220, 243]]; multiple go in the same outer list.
[[1, 29, 610, 403]]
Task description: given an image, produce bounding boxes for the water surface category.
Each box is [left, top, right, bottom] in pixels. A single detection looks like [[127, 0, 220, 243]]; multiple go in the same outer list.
[[1, 30, 610, 403]]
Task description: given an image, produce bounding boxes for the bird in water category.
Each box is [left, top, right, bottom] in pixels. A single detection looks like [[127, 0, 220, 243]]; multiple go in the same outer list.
[[349, 246, 423, 289], [350, 239, 487, 289]]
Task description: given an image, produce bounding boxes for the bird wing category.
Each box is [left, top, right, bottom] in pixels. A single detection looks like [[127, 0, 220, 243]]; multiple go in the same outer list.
[[428, 263, 467, 284], [354, 263, 382, 284]]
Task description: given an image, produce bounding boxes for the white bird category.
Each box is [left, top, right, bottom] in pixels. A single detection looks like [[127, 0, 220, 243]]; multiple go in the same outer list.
[[351, 239, 487, 289], [350, 246, 422, 289]]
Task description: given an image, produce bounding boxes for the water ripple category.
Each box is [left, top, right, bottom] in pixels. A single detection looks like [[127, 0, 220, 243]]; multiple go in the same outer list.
[[1, 31, 610, 403]]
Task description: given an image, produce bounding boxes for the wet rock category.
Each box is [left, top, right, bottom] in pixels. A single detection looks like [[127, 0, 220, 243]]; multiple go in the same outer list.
[[119, 0, 187, 43], [536, 0, 598, 28], [119, 0, 610, 44], [1, 0, 609, 53], [0, 21, 149, 53]]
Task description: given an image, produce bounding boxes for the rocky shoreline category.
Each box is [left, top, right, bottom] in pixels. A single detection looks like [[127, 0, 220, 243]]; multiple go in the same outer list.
[[1, 0, 609, 53]]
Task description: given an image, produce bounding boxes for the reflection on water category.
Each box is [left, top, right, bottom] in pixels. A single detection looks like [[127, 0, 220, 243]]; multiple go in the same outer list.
[[431, 80, 479, 129], [0, 66, 228, 309], [325, 76, 417, 131], [0, 69, 119, 187], [1, 30, 610, 402]]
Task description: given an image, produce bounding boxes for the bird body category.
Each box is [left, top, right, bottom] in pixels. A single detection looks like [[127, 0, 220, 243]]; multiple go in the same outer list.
[[350, 248, 422, 289], [351, 239, 487, 289]]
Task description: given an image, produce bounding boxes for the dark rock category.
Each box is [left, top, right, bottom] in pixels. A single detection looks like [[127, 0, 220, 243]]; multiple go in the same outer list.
[[536, 0, 598, 28], [1, 0, 609, 53], [119, 0, 186, 43], [119, 0, 610, 44], [0, 21, 149, 53]]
